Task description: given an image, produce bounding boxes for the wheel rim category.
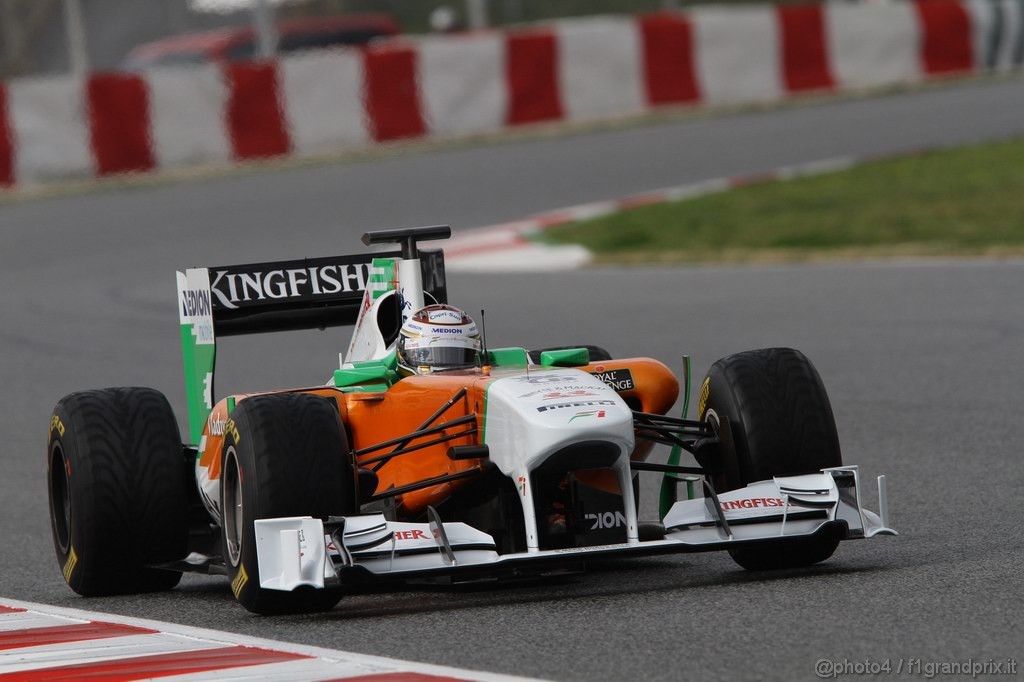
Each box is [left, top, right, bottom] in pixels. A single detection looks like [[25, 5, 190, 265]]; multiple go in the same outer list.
[[49, 443, 71, 554], [703, 409, 732, 491], [223, 447, 244, 567]]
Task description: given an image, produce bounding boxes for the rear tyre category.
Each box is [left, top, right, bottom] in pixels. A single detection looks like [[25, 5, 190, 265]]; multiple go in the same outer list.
[[47, 388, 188, 595], [698, 348, 842, 571], [221, 393, 355, 614]]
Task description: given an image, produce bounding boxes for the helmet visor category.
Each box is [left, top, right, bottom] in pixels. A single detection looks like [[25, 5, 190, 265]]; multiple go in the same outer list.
[[400, 345, 479, 370]]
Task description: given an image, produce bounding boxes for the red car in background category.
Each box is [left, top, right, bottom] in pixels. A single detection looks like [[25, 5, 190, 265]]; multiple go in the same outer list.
[[122, 14, 399, 69]]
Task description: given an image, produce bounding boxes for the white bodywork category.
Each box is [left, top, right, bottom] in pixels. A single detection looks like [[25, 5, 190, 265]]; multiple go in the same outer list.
[[662, 467, 896, 542], [482, 368, 637, 551], [343, 257, 438, 367], [345, 290, 399, 365], [255, 515, 499, 591], [253, 466, 895, 591]]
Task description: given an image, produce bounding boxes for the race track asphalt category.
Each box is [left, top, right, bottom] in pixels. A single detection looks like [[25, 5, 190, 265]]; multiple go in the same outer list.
[[1, 76, 1023, 680]]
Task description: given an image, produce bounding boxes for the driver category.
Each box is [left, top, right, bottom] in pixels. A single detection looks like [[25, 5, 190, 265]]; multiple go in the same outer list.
[[396, 304, 482, 375]]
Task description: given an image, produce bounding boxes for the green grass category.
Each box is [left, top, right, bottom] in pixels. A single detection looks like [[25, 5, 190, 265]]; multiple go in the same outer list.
[[542, 138, 1024, 264]]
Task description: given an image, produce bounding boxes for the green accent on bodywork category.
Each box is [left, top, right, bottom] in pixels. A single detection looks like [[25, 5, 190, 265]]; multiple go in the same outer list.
[[226, 396, 236, 415], [487, 347, 528, 367], [335, 353, 399, 392], [680, 355, 692, 424], [539, 348, 590, 367], [660, 355, 693, 521], [481, 380, 493, 443], [334, 363, 395, 388], [179, 324, 216, 445], [685, 476, 699, 500], [352, 351, 397, 371], [368, 257, 396, 300]]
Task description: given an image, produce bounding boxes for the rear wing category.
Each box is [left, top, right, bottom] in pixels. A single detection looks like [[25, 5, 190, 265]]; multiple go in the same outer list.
[[176, 248, 447, 444]]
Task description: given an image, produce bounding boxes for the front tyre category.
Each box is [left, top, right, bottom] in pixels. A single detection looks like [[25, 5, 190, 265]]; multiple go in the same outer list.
[[699, 348, 843, 571], [221, 393, 355, 614], [47, 388, 188, 595]]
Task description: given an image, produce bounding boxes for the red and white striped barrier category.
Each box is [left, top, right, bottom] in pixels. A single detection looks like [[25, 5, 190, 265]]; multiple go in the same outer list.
[[0, 0, 1019, 189], [0, 598, 534, 681]]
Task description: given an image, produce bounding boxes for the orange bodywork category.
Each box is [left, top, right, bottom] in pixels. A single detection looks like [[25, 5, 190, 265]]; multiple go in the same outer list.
[[574, 358, 679, 494], [341, 374, 487, 514], [197, 357, 679, 517]]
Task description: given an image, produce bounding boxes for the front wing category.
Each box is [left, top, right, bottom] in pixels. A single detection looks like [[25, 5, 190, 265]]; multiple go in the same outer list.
[[253, 465, 896, 591]]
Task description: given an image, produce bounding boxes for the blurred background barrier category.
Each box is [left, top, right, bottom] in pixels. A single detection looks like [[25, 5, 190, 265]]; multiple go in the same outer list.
[[0, 0, 1021, 189], [0, 1, 680, 77]]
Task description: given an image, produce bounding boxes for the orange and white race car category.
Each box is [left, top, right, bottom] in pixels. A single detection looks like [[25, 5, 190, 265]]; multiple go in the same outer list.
[[47, 226, 895, 614]]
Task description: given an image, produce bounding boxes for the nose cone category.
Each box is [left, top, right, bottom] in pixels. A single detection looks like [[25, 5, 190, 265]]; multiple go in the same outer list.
[[482, 368, 635, 475]]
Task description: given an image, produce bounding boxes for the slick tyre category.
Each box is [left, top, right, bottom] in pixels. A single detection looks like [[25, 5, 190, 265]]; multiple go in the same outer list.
[[221, 393, 355, 615], [47, 388, 188, 595], [698, 348, 842, 571]]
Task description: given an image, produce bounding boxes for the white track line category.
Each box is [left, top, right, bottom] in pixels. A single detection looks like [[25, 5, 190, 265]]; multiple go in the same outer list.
[[2, 634, 225, 675], [0, 597, 543, 682]]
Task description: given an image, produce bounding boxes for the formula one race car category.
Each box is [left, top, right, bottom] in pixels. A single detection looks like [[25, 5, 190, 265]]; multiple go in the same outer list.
[[46, 226, 895, 614]]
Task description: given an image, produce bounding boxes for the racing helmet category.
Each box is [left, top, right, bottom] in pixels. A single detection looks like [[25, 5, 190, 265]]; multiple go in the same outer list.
[[397, 305, 481, 375]]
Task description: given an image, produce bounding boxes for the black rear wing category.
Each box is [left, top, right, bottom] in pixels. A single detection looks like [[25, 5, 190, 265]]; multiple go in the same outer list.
[[196, 249, 447, 337], [176, 225, 452, 444]]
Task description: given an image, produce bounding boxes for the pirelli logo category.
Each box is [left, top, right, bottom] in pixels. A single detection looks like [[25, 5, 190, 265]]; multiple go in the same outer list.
[[536, 400, 616, 414], [225, 418, 241, 445], [62, 547, 78, 583], [231, 565, 249, 598], [697, 378, 711, 417], [50, 415, 65, 438]]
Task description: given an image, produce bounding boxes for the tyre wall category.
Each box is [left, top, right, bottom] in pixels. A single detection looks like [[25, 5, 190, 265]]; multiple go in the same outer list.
[[0, 0, 1020, 189]]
